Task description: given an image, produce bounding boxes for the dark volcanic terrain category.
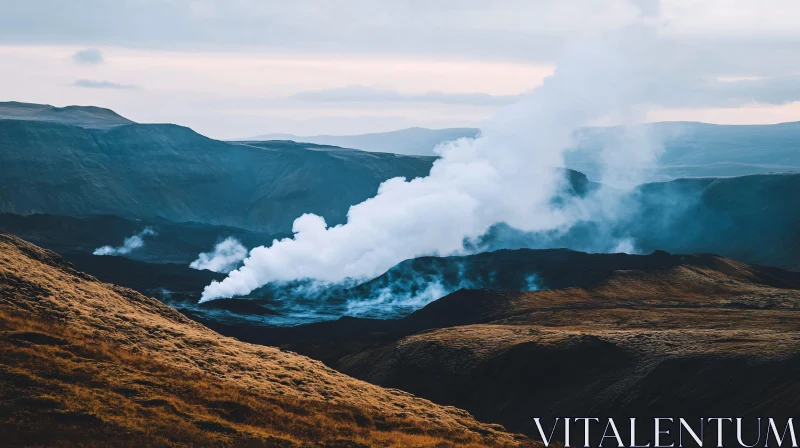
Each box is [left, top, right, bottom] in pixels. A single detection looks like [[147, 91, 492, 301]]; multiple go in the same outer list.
[[211, 249, 800, 443]]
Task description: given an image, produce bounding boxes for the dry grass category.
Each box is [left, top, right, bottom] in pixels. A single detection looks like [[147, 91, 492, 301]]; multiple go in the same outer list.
[[0, 233, 534, 447]]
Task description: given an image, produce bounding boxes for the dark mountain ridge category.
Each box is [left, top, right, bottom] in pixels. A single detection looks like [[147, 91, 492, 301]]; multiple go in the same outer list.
[[0, 101, 133, 128], [0, 116, 436, 232]]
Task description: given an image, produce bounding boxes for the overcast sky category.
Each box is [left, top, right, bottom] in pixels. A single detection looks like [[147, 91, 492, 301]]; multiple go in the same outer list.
[[2, 0, 800, 138]]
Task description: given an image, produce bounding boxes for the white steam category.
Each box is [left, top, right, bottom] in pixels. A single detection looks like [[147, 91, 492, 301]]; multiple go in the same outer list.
[[93, 227, 157, 256], [201, 25, 665, 303], [190, 237, 248, 273]]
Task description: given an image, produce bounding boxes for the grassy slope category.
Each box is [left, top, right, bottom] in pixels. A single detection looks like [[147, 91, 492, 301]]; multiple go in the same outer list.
[[0, 233, 532, 447]]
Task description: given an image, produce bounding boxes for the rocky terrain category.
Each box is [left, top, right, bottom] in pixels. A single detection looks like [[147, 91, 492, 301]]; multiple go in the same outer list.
[[0, 233, 534, 447]]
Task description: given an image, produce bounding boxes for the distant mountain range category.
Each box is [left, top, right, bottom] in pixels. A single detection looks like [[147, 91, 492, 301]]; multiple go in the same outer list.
[[237, 127, 480, 156], [568, 121, 800, 181], [240, 121, 800, 181]]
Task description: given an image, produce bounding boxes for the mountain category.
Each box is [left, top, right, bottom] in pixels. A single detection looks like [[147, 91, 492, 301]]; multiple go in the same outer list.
[[217, 248, 800, 445], [568, 121, 800, 181], [0, 101, 134, 129], [239, 127, 480, 156], [0, 233, 531, 447], [0, 112, 436, 232]]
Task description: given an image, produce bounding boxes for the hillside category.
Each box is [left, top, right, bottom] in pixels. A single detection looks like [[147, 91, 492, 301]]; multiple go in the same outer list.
[[0, 213, 277, 264], [0, 116, 435, 233], [218, 249, 800, 444], [0, 233, 531, 447], [0, 101, 133, 129], [239, 127, 480, 156]]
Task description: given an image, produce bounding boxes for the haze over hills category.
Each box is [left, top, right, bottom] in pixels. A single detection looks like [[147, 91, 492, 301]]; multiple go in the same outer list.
[[567, 120, 800, 181], [0, 233, 530, 447], [238, 127, 481, 156], [479, 172, 800, 271]]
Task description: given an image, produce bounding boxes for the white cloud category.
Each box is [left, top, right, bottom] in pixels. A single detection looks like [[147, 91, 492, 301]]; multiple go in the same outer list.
[[72, 79, 136, 89]]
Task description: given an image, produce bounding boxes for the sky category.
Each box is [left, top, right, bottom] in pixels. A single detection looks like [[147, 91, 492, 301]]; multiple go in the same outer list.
[[1, 0, 800, 139]]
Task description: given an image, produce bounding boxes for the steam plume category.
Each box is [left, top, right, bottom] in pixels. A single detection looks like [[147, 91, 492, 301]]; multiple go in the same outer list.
[[190, 237, 248, 273], [201, 27, 663, 303], [93, 227, 157, 256]]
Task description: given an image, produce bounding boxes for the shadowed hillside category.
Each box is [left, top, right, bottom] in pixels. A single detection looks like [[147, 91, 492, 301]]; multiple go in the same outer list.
[[0, 114, 435, 233], [0, 233, 533, 447], [0, 213, 277, 264]]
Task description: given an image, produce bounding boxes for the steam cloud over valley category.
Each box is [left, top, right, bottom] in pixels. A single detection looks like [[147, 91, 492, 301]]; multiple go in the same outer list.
[[93, 227, 157, 256], [201, 22, 666, 304], [190, 237, 248, 273]]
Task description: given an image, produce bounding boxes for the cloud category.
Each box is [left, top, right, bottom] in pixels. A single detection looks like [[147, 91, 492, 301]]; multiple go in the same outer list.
[[72, 48, 104, 65], [72, 79, 136, 89], [93, 227, 156, 256], [3, 1, 800, 77], [190, 237, 248, 273], [291, 86, 521, 106]]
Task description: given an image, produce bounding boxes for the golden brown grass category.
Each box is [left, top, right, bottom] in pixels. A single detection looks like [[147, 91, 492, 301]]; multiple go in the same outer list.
[[0, 233, 535, 447]]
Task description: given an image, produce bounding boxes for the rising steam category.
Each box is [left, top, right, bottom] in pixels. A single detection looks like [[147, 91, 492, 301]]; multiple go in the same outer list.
[[201, 24, 664, 303], [190, 237, 248, 273], [93, 227, 157, 256]]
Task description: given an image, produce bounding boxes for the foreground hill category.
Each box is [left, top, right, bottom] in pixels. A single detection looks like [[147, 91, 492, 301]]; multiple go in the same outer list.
[[0, 233, 531, 447], [224, 249, 800, 443], [0, 114, 435, 232]]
